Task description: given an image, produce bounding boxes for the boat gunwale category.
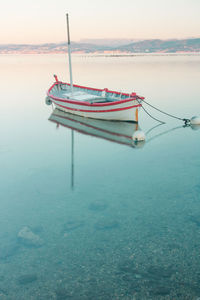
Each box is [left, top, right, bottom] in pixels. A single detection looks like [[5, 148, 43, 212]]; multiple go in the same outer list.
[[47, 82, 144, 107]]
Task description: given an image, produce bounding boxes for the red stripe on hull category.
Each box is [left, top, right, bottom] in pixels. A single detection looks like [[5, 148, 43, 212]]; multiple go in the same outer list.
[[54, 102, 141, 113], [49, 95, 140, 107]]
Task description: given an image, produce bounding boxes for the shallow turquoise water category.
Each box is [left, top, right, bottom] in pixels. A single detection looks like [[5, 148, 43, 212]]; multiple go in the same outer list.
[[0, 54, 200, 299]]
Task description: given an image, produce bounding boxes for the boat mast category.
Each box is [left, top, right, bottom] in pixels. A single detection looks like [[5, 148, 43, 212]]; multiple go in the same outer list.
[[66, 13, 73, 94]]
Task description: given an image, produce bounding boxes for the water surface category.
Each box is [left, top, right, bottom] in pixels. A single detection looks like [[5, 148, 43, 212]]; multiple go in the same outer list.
[[0, 54, 200, 299]]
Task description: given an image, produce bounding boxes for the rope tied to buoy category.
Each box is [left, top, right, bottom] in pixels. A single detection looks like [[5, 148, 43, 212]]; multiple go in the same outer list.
[[137, 97, 191, 125], [140, 105, 165, 124]]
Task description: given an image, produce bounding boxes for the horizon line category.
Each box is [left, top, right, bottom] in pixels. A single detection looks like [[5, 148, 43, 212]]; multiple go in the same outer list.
[[0, 36, 200, 46]]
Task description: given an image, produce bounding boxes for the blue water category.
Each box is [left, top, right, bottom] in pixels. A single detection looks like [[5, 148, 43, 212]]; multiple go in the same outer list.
[[0, 54, 200, 299]]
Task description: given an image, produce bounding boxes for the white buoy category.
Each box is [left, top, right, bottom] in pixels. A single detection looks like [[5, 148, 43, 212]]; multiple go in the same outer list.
[[190, 116, 200, 125], [132, 130, 146, 142], [45, 96, 52, 105]]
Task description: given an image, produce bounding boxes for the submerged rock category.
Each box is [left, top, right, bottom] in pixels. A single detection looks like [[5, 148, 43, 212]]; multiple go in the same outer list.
[[17, 274, 37, 285], [94, 218, 120, 230], [62, 220, 84, 232], [146, 265, 173, 279], [150, 285, 170, 296], [17, 226, 43, 247]]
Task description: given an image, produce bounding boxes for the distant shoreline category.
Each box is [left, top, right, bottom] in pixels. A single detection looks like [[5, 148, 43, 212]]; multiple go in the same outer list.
[[0, 52, 200, 56], [0, 38, 199, 55]]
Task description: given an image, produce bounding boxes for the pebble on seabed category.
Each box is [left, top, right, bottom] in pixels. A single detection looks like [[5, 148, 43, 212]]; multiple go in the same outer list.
[[17, 226, 43, 247]]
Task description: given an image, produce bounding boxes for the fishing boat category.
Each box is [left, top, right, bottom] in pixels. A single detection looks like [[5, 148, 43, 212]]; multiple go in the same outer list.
[[46, 14, 144, 122], [49, 108, 145, 148]]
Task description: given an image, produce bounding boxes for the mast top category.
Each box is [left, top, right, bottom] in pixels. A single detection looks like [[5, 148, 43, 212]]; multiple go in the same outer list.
[[66, 13, 71, 45]]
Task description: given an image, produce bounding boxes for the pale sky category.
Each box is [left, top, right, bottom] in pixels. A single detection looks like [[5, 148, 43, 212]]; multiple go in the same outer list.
[[0, 0, 199, 44]]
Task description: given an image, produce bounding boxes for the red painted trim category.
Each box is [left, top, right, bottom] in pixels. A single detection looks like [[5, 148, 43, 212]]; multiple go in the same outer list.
[[53, 113, 135, 139], [47, 82, 143, 107], [54, 102, 141, 113], [51, 96, 141, 107]]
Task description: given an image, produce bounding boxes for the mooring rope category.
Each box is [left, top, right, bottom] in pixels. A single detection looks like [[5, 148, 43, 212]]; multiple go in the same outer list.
[[141, 104, 165, 124], [138, 98, 190, 124]]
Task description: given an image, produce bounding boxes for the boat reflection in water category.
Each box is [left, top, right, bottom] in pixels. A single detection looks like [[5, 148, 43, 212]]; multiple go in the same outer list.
[[49, 108, 145, 189], [48, 109, 200, 189], [49, 108, 145, 149]]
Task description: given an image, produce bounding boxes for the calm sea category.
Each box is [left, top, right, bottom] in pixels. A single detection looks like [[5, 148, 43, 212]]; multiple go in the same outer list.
[[0, 54, 200, 299]]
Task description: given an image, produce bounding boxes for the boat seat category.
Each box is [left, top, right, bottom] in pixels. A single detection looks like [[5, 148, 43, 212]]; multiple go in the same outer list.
[[62, 91, 105, 102]]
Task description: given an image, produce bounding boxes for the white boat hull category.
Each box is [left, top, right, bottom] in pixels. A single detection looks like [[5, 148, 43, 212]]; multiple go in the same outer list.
[[52, 100, 139, 121], [47, 82, 143, 122]]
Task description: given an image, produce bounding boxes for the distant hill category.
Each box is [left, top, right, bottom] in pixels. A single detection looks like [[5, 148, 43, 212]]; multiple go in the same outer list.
[[117, 38, 200, 53], [0, 38, 200, 54], [0, 42, 109, 54], [79, 39, 141, 46]]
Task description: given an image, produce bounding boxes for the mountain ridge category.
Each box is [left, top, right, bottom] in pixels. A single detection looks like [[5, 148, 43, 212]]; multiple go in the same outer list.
[[0, 38, 200, 54]]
